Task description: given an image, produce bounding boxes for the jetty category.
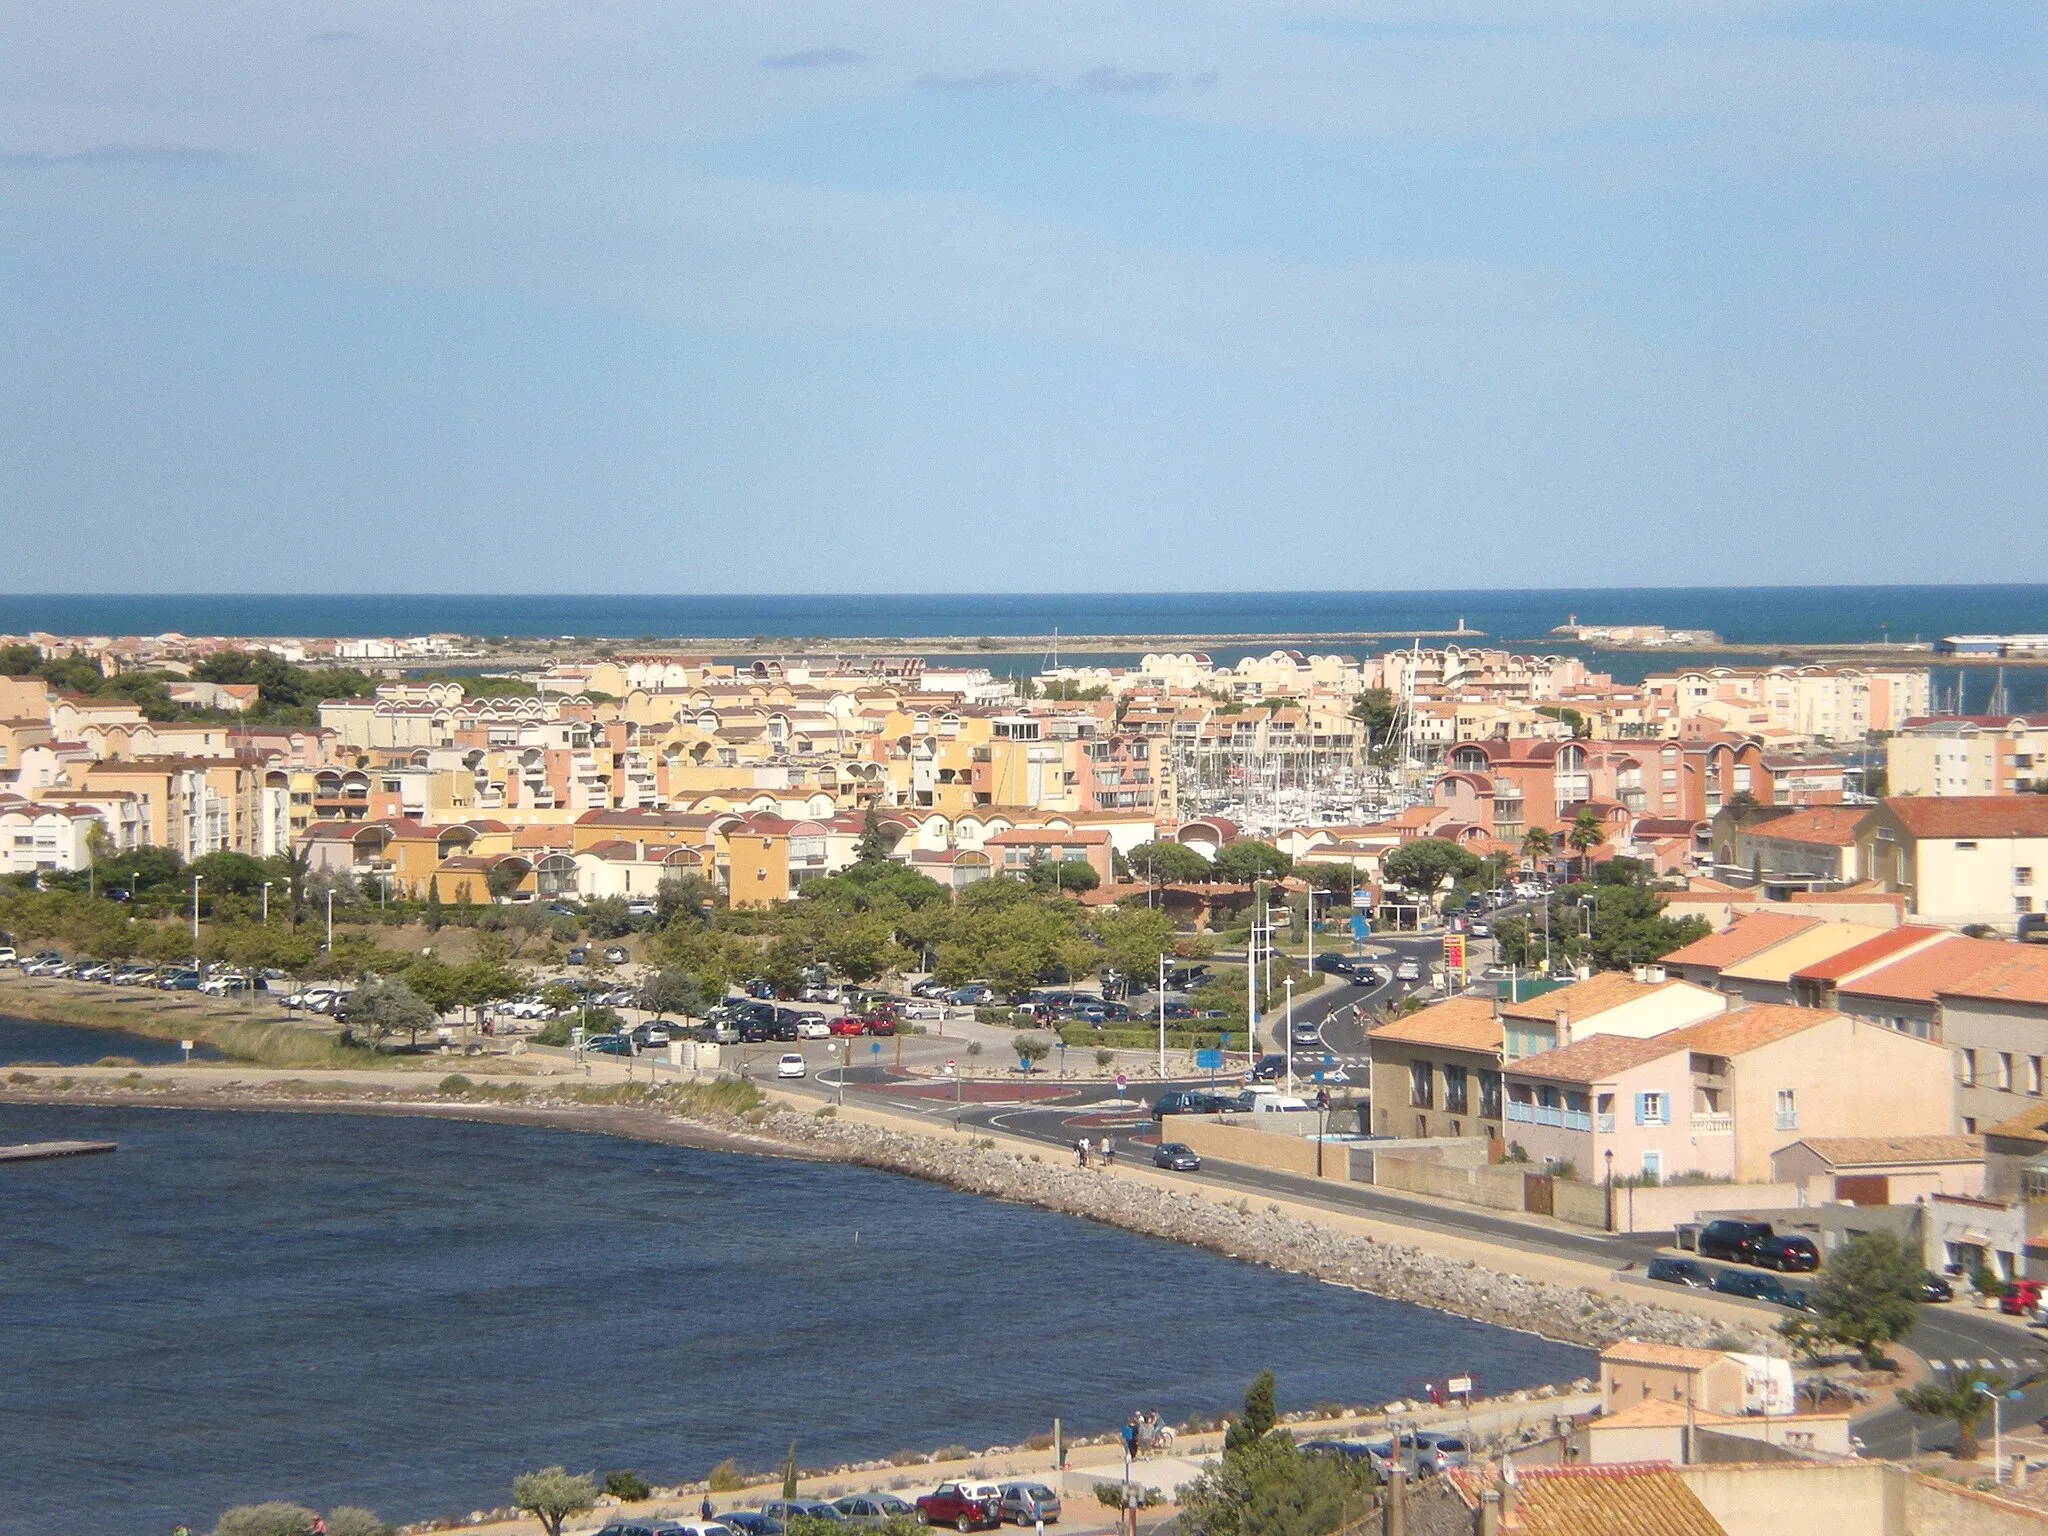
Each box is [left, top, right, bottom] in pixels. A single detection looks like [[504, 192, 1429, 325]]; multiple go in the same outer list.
[[0, 1140, 117, 1163]]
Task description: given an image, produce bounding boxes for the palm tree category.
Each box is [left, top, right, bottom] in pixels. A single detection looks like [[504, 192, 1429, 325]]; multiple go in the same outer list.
[[1567, 811, 1605, 878], [1521, 827, 1552, 870], [1900, 1364, 2005, 1460]]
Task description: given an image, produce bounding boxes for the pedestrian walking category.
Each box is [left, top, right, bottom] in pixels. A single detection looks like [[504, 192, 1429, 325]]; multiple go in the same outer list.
[[1103, 1134, 1116, 1167], [702, 1494, 716, 1521], [1076, 1136, 1090, 1167]]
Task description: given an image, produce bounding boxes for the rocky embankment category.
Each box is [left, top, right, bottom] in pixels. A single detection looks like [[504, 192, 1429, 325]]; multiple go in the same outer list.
[[750, 1104, 1741, 1353]]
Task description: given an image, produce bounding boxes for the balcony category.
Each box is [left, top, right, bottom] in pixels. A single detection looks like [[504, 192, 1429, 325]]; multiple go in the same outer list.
[[1562, 1110, 1592, 1132], [1692, 1113, 1735, 1134]]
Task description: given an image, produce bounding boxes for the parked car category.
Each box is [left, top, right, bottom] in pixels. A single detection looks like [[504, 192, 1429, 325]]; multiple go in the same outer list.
[[1646, 1257, 1714, 1289], [630, 1023, 671, 1049], [583, 1033, 635, 1056], [760, 1503, 842, 1527], [1753, 1234, 1820, 1273], [602, 945, 630, 965], [833, 1496, 918, 1527], [1919, 1272, 1956, 1303], [796, 1015, 833, 1040], [947, 984, 996, 1007], [1697, 1219, 1774, 1263], [1711, 1269, 1808, 1308], [997, 1485, 1060, 1526], [565, 948, 588, 966], [915, 1482, 1003, 1532], [1152, 1142, 1201, 1172], [900, 999, 947, 1021], [775, 1052, 807, 1080], [158, 969, 202, 991], [909, 979, 950, 999], [2001, 1279, 2046, 1316], [1154, 1089, 1232, 1118], [828, 1016, 868, 1037], [1416, 1436, 1470, 1474], [718, 1516, 782, 1536]]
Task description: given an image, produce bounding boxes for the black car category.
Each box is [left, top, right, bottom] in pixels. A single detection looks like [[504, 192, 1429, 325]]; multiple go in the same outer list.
[[1153, 1142, 1201, 1171], [1711, 1268, 1807, 1308], [721, 1516, 784, 1536], [1154, 1089, 1232, 1119], [1754, 1234, 1820, 1272], [1646, 1256, 1713, 1289], [1250, 1054, 1288, 1082], [1920, 1272, 1955, 1303], [1697, 1219, 1773, 1263], [1312, 954, 1366, 981]]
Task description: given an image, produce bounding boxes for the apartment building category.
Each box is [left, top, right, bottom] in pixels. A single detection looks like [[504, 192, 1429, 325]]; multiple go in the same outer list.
[[1365, 997, 1505, 1141], [1858, 795, 2048, 932], [1887, 714, 2048, 797], [1643, 663, 1930, 741]]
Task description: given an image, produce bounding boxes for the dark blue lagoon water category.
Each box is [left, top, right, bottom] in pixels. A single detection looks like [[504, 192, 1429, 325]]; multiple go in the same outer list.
[[3, 585, 2045, 645], [0, 1014, 221, 1067], [0, 1103, 1591, 1536]]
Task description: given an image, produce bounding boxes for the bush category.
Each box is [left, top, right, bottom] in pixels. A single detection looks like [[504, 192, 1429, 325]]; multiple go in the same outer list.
[[708, 1459, 747, 1492], [439, 1074, 474, 1095], [214, 1504, 317, 1536], [533, 1017, 574, 1046], [324, 1509, 390, 1536], [975, 1006, 1014, 1024], [603, 1470, 652, 1502]]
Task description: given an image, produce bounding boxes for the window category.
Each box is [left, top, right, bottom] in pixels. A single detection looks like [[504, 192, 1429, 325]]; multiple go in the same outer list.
[[2020, 897, 2036, 914], [1596, 1092, 1616, 1134], [2000, 1053, 2016, 1091], [1958, 1049, 1978, 1087], [1409, 1059, 1434, 1109], [1443, 1065, 1469, 1116], [2031, 1057, 2042, 1096], [2020, 867, 2036, 886], [1478, 1070, 1502, 1121], [1775, 1089, 1798, 1132], [1956, 841, 1979, 850], [1634, 1092, 1667, 1126], [1641, 1150, 1663, 1180]]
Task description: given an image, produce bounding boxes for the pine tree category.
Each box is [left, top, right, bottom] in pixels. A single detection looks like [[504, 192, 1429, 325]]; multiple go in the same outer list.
[[1224, 1370, 1278, 1452], [424, 876, 444, 932]]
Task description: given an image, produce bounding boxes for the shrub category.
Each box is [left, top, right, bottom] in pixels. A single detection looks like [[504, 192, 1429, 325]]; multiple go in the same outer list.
[[934, 1444, 970, 1462], [975, 1006, 1014, 1024], [213, 1503, 317, 1536], [603, 1470, 652, 1502], [511, 1468, 598, 1536], [94, 1055, 142, 1068], [324, 1509, 390, 1536], [534, 1017, 574, 1046], [439, 1074, 474, 1095], [708, 1458, 747, 1491]]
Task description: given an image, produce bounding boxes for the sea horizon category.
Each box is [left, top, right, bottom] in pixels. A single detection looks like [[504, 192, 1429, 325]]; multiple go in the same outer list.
[[4, 583, 2047, 646]]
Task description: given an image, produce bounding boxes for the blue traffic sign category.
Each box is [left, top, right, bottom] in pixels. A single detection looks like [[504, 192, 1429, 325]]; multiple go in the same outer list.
[[870, 1041, 882, 1055], [1195, 1049, 1224, 1070]]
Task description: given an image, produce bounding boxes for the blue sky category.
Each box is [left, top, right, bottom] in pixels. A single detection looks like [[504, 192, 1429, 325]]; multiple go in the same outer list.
[[1, 2, 2044, 592]]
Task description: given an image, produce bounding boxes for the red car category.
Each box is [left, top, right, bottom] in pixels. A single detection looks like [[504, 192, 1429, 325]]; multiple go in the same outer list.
[[915, 1483, 1002, 1532], [827, 1016, 867, 1037], [2000, 1279, 2044, 1316]]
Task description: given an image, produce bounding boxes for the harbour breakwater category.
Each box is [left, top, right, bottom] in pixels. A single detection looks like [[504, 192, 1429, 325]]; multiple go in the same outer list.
[[0, 1072, 1753, 1356]]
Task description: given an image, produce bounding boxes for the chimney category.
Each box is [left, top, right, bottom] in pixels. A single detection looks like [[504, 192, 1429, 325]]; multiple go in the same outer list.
[[1555, 1008, 1572, 1049], [1500, 1470, 1519, 1524], [1386, 1467, 1407, 1536], [1478, 1490, 1501, 1536]]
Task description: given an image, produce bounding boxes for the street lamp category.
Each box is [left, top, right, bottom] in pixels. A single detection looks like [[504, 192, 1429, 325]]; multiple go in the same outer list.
[[325, 888, 335, 952], [1975, 1381, 2023, 1481], [1156, 952, 1168, 1083], [190, 875, 203, 962], [261, 881, 272, 925], [1283, 976, 1294, 1091], [1604, 1149, 1616, 1233]]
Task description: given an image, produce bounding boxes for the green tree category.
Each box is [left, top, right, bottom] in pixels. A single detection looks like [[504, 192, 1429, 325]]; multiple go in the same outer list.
[[347, 975, 439, 1051], [583, 895, 634, 938], [323, 1510, 390, 1536], [1182, 1372, 1376, 1536], [1381, 838, 1480, 895], [656, 870, 714, 924], [639, 966, 703, 1022], [818, 911, 901, 983], [189, 850, 274, 898], [1534, 704, 1588, 738], [1013, 1031, 1053, 1070], [1213, 841, 1292, 883], [1492, 914, 1532, 967], [1900, 1363, 2006, 1461], [854, 804, 895, 865], [1349, 688, 1398, 763], [484, 861, 524, 903], [213, 1503, 317, 1536], [1582, 883, 1710, 971], [1521, 827, 1553, 865], [1091, 904, 1177, 984], [1595, 856, 1649, 887], [1028, 858, 1101, 894], [1803, 1230, 1922, 1368], [423, 877, 444, 933], [1229, 1369, 1279, 1451], [1127, 840, 1213, 884], [1566, 810, 1606, 874], [511, 1468, 598, 1536]]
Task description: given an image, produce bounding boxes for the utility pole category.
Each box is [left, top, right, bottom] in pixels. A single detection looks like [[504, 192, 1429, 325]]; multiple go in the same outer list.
[[191, 876, 203, 961], [1284, 976, 1294, 1091], [1157, 951, 1167, 1082]]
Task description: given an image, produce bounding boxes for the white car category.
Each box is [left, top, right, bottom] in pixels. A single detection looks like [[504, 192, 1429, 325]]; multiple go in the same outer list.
[[796, 1016, 832, 1040], [900, 999, 947, 1021], [775, 1052, 807, 1079], [1395, 960, 1421, 982]]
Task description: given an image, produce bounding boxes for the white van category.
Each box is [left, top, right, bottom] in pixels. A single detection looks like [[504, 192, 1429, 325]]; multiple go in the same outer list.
[[1251, 1093, 1311, 1115]]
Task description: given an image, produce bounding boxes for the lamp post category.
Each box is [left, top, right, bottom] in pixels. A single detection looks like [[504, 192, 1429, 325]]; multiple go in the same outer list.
[[190, 876, 203, 962], [261, 881, 272, 925], [1604, 1149, 1616, 1233], [1156, 951, 1167, 1082], [325, 889, 335, 952], [1283, 976, 1294, 1092], [1976, 1382, 2022, 1481]]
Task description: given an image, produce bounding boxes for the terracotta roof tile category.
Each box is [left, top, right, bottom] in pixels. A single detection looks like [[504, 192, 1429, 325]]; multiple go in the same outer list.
[[1785, 1135, 1983, 1167], [1883, 796, 2048, 839], [1367, 997, 1502, 1053], [1741, 807, 1869, 847], [1659, 912, 1821, 971], [1601, 1340, 1730, 1371], [1499, 1464, 1725, 1536], [1792, 925, 1948, 984], [1839, 936, 2017, 1006], [1499, 972, 1677, 1023], [1719, 922, 1891, 983], [1508, 1032, 1678, 1084], [1658, 1004, 1834, 1056], [1935, 950, 2048, 1007]]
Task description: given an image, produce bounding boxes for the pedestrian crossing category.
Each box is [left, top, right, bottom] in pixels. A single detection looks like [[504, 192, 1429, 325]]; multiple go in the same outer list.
[[1928, 1356, 2036, 1375]]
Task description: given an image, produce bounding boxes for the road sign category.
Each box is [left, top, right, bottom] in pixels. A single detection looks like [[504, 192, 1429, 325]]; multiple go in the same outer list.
[[1115, 1073, 1128, 1094], [870, 1040, 882, 1056], [1350, 913, 1369, 939], [1448, 1376, 1473, 1398], [1351, 889, 1371, 908], [1443, 933, 1467, 971], [945, 1058, 956, 1075], [1195, 1049, 1224, 1070]]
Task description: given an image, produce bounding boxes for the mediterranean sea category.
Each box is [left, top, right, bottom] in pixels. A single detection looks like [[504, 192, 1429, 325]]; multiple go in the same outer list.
[[0, 1101, 1591, 1536], [3, 585, 2046, 647]]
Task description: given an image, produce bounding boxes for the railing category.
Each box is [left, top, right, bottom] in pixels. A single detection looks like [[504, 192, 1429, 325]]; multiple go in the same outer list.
[[1505, 1102, 1565, 1128], [1692, 1113, 1735, 1134], [1562, 1110, 1593, 1132]]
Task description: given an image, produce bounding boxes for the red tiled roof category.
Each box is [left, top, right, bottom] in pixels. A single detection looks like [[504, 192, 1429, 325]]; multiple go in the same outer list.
[[1936, 950, 2048, 1008], [1792, 924, 1948, 983], [1659, 911, 1820, 970], [1744, 806, 1869, 847], [1883, 796, 2048, 839], [1838, 935, 2017, 1005]]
